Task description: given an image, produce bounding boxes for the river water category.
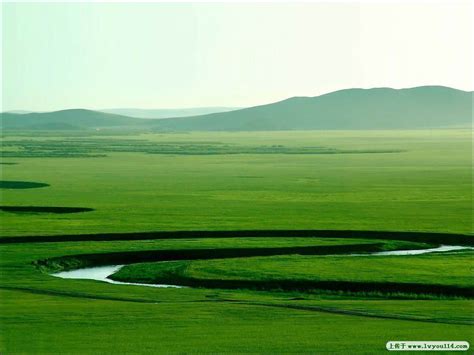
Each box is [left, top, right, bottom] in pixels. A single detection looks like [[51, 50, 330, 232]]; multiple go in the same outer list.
[[362, 245, 474, 256], [52, 265, 182, 288]]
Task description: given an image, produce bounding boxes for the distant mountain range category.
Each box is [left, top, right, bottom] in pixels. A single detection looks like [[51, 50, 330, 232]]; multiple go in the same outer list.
[[0, 109, 142, 131], [1, 86, 471, 131], [3, 110, 34, 115], [99, 107, 240, 119], [3, 107, 240, 119]]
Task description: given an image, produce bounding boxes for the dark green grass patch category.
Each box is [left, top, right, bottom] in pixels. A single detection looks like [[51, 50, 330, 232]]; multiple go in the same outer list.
[[0, 137, 404, 158], [0, 206, 94, 214], [1, 229, 469, 246], [0, 180, 49, 189], [35, 242, 392, 273]]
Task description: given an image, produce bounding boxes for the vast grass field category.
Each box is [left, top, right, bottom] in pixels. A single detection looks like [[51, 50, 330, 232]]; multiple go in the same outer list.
[[1, 130, 471, 236], [0, 129, 472, 353]]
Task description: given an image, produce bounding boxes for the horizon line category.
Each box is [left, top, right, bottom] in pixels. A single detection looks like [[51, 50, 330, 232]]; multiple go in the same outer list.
[[3, 84, 472, 113]]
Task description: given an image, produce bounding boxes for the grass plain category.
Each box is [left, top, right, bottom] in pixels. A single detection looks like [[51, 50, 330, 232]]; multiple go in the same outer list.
[[0, 129, 472, 353], [0, 129, 471, 236], [112, 251, 474, 289]]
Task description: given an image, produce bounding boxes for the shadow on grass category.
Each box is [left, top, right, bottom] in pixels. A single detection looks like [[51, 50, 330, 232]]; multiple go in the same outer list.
[[0, 206, 94, 214], [3, 229, 472, 245], [36, 243, 386, 272], [0, 180, 49, 189], [144, 276, 474, 299]]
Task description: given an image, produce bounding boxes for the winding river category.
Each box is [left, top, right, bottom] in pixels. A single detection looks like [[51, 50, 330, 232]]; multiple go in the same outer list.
[[352, 245, 473, 256], [52, 265, 183, 288], [51, 245, 473, 288]]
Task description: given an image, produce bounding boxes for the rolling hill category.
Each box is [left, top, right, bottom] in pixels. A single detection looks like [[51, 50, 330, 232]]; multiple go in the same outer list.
[[99, 107, 240, 119], [0, 109, 145, 131], [152, 86, 473, 131], [1, 86, 471, 131]]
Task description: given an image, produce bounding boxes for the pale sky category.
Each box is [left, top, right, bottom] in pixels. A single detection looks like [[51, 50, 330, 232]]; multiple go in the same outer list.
[[2, 1, 473, 111]]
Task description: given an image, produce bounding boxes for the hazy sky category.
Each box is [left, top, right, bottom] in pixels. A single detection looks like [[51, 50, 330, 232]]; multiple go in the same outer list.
[[2, 1, 472, 111]]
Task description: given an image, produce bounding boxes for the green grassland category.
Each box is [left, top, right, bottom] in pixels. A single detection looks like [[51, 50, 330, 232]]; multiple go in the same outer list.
[[0, 129, 471, 236], [0, 129, 472, 353], [1, 236, 473, 353], [112, 251, 473, 291], [3, 288, 471, 354]]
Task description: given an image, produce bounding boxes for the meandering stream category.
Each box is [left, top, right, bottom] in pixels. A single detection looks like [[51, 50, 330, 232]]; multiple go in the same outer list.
[[52, 265, 183, 288], [353, 245, 474, 256], [51, 245, 473, 288]]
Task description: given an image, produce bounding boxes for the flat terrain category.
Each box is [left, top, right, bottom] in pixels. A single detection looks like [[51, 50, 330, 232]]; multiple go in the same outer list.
[[113, 251, 474, 289], [1, 130, 471, 236], [0, 129, 472, 353]]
